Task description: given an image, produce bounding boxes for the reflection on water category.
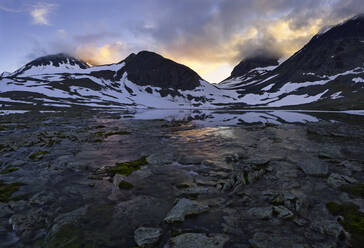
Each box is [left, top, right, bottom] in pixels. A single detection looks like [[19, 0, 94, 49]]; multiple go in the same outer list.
[[127, 109, 364, 127]]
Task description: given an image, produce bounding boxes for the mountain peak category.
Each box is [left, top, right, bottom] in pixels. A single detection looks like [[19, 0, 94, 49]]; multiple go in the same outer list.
[[26, 53, 89, 69], [230, 56, 279, 78], [117, 50, 202, 90], [11, 53, 90, 77]]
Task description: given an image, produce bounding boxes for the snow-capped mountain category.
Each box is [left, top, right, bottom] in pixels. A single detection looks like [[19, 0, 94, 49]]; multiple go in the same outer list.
[[219, 56, 280, 89], [1, 15, 364, 110], [220, 14, 364, 109], [0, 51, 238, 109], [10, 53, 90, 77]]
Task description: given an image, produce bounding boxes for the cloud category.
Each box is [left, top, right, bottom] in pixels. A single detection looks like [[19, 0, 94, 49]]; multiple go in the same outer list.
[[76, 41, 129, 65], [131, 0, 364, 63], [30, 2, 57, 25], [0, 4, 22, 13], [17, 0, 364, 83]]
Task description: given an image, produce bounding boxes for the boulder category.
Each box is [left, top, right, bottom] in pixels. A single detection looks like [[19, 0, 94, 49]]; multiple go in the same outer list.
[[166, 233, 228, 248], [164, 198, 209, 223], [134, 227, 162, 247]]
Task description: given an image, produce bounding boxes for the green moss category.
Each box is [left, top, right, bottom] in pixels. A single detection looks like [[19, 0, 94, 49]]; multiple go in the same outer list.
[[0, 181, 26, 202], [176, 183, 190, 189], [95, 131, 104, 137], [0, 167, 19, 174], [108, 156, 148, 176], [29, 151, 49, 160], [47, 224, 83, 248], [104, 131, 131, 138], [326, 202, 364, 247], [252, 163, 269, 171], [118, 180, 133, 189], [340, 184, 364, 198]]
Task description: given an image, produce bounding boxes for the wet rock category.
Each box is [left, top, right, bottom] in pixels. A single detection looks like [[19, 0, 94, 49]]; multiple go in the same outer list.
[[51, 206, 88, 234], [134, 227, 162, 247], [166, 233, 229, 248], [9, 208, 48, 241], [30, 191, 56, 206], [297, 159, 328, 177], [294, 218, 308, 226], [340, 160, 361, 172], [202, 160, 216, 166], [273, 206, 294, 219], [0, 203, 13, 217], [248, 207, 273, 220], [147, 152, 175, 165], [9, 160, 26, 167], [178, 187, 213, 196], [248, 169, 266, 184], [327, 173, 357, 188], [177, 154, 205, 165], [164, 198, 209, 223], [249, 232, 306, 248], [310, 220, 344, 239]]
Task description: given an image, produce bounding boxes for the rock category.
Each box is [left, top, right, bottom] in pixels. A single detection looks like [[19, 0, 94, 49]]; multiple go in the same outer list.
[[30, 191, 56, 206], [51, 206, 88, 234], [297, 159, 328, 177], [247, 207, 273, 220], [273, 206, 294, 219], [0, 203, 13, 218], [327, 173, 357, 188], [9, 160, 26, 167], [164, 198, 209, 223], [166, 233, 229, 248], [340, 160, 361, 172], [310, 220, 344, 239], [202, 160, 216, 166], [178, 187, 213, 196], [134, 227, 162, 247], [248, 169, 266, 184], [294, 218, 308, 226], [177, 154, 205, 165], [9, 208, 48, 241], [248, 232, 272, 248], [249, 232, 305, 248], [147, 152, 175, 165]]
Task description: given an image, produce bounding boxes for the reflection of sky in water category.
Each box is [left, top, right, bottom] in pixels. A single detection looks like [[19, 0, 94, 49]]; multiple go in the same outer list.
[[128, 109, 364, 127]]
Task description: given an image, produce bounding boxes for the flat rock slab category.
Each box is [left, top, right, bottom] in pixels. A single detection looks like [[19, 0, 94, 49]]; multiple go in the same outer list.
[[134, 227, 162, 247], [165, 233, 229, 248], [297, 158, 328, 177], [164, 198, 209, 223]]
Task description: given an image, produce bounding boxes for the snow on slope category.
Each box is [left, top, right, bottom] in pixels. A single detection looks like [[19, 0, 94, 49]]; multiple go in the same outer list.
[[234, 68, 364, 106], [0, 69, 241, 109]]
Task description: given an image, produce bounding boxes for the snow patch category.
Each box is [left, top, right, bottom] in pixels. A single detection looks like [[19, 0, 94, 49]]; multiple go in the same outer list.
[[331, 91, 343, 99], [353, 77, 364, 83]]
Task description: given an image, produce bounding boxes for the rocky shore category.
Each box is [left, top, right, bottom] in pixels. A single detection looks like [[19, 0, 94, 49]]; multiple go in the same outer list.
[[0, 110, 363, 247]]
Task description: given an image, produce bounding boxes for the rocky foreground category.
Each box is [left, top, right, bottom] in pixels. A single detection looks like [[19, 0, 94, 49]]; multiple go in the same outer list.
[[0, 111, 364, 248]]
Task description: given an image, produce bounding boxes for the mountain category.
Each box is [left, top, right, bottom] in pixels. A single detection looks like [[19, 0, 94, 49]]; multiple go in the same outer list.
[[219, 56, 279, 89], [1, 15, 364, 110], [0, 51, 237, 109], [220, 14, 364, 109], [10, 53, 90, 77]]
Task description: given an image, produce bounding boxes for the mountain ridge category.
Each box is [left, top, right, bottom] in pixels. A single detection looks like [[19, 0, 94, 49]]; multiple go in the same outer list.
[[1, 15, 364, 110]]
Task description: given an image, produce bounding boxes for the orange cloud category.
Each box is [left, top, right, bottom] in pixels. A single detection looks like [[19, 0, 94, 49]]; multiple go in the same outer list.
[[76, 41, 128, 65]]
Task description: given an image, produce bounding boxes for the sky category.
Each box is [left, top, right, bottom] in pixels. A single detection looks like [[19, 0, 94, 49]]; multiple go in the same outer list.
[[0, 0, 363, 83]]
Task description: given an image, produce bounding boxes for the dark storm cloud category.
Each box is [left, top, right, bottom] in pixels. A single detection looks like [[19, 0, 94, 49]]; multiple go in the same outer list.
[[130, 0, 364, 63]]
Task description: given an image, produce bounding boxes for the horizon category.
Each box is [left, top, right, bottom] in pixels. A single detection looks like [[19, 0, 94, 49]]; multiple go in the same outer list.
[[1, 1, 364, 83]]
